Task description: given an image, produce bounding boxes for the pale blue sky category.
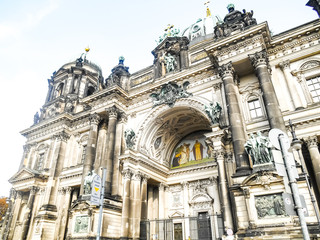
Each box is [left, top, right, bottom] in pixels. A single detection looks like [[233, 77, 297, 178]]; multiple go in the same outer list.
[[0, 0, 317, 196]]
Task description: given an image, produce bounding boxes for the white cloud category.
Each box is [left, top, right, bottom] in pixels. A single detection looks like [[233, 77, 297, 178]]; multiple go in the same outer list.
[[0, 0, 59, 41]]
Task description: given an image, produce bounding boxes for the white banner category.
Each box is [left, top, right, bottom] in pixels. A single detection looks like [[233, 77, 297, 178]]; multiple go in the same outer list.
[[90, 174, 101, 206]]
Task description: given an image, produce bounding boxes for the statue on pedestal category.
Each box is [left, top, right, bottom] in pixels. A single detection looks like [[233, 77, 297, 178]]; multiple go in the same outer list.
[[245, 131, 273, 165], [83, 170, 95, 195]]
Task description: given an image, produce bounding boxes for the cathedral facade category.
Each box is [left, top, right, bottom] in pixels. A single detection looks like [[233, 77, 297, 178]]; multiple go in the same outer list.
[[1, 3, 320, 240]]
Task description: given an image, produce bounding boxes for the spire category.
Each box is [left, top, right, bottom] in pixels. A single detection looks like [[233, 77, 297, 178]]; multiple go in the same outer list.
[[204, 1, 212, 17]]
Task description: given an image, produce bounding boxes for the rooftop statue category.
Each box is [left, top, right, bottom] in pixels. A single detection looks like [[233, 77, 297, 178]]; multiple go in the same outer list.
[[213, 3, 257, 39], [156, 24, 181, 45]]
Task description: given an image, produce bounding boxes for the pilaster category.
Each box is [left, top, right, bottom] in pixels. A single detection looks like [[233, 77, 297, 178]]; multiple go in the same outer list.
[[279, 60, 303, 110]]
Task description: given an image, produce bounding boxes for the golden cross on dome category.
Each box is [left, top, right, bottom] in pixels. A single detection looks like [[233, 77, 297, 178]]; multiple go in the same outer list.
[[204, 1, 212, 17], [165, 24, 174, 32]]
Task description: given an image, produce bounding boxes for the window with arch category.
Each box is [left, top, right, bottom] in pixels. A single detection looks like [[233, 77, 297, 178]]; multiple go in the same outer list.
[[55, 83, 64, 98], [86, 86, 95, 97], [34, 143, 48, 171], [248, 99, 263, 119], [306, 76, 320, 102], [292, 59, 320, 105]]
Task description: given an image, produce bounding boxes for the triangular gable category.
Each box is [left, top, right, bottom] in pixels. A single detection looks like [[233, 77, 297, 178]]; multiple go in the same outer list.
[[9, 167, 40, 183]]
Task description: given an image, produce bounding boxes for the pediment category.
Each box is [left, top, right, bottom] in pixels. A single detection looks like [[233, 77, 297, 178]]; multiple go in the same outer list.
[[169, 211, 184, 218], [190, 192, 213, 205], [9, 167, 41, 183], [242, 171, 283, 187]]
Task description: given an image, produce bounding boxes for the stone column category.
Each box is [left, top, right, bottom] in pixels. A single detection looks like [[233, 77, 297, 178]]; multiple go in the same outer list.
[[242, 187, 255, 229], [58, 187, 72, 240], [158, 183, 165, 219], [120, 169, 132, 239], [305, 136, 320, 193], [48, 131, 70, 205], [94, 120, 107, 173], [215, 149, 233, 230], [20, 187, 38, 240], [112, 113, 127, 196], [249, 50, 286, 132], [279, 60, 303, 110], [80, 113, 100, 195], [141, 175, 149, 221], [218, 62, 250, 173], [132, 172, 142, 240], [147, 186, 154, 236], [105, 106, 119, 195], [180, 42, 189, 69], [19, 144, 31, 170], [7, 191, 23, 240], [181, 182, 190, 239]]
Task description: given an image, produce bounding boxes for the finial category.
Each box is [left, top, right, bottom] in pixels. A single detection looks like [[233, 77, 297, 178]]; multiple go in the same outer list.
[[85, 46, 90, 52], [204, 1, 211, 17], [227, 3, 235, 10], [119, 56, 125, 65]]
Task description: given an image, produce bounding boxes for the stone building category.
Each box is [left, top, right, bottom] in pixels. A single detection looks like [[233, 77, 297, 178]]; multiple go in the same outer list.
[[1, 3, 320, 240]]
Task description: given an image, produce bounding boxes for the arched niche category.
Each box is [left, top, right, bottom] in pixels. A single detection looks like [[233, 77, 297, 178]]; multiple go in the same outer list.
[[136, 98, 212, 167]]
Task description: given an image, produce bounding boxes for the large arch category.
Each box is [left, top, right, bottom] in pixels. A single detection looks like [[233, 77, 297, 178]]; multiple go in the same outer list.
[[136, 98, 213, 167]]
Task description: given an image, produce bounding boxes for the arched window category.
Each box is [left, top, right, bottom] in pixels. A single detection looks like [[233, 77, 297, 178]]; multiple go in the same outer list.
[[55, 83, 64, 98], [86, 86, 95, 97]]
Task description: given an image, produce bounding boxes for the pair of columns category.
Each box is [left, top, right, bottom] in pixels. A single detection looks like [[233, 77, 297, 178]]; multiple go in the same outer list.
[[80, 106, 123, 195], [120, 169, 149, 239], [218, 50, 285, 173]]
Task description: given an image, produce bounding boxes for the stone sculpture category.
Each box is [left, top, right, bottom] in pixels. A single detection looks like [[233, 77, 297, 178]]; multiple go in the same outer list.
[[164, 53, 176, 73], [255, 194, 286, 218], [124, 128, 135, 149], [204, 102, 222, 124], [213, 4, 257, 40], [150, 81, 192, 108], [33, 112, 40, 124], [83, 170, 95, 195], [244, 131, 273, 165]]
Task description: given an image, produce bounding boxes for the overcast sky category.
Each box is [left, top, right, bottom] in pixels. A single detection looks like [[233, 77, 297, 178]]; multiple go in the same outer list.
[[0, 0, 317, 197]]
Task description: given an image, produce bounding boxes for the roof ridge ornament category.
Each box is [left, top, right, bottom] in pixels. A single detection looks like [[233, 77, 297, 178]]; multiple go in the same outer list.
[[156, 24, 181, 45]]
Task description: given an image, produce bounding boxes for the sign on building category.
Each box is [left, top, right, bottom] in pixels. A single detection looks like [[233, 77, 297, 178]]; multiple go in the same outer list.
[[90, 174, 101, 206]]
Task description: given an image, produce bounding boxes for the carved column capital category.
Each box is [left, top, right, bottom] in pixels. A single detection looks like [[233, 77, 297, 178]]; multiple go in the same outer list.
[[122, 169, 133, 180], [305, 136, 319, 148], [89, 113, 101, 125], [132, 171, 142, 181], [248, 50, 270, 70], [209, 176, 218, 184], [119, 113, 128, 123], [58, 187, 66, 195], [213, 82, 222, 91], [159, 183, 166, 191], [23, 144, 32, 153], [214, 149, 226, 159], [279, 60, 290, 70], [29, 186, 39, 195], [65, 186, 73, 194], [16, 191, 23, 199], [142, 174, 150, 183], [218, 62, 235, 79], [180, 181, 189, 189], [107, 106, 119, 119], [52, 131, 70, 142]]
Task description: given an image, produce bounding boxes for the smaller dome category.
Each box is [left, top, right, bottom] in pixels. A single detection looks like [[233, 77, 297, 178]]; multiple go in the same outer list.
[[182, 15, 218, 42]]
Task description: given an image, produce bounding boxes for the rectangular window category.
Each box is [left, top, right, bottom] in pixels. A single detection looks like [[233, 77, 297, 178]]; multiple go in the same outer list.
[[248, 99, 263, 119], [307, 77, 320, 102], [37, 153, 44, 170]]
